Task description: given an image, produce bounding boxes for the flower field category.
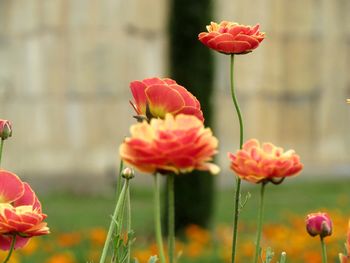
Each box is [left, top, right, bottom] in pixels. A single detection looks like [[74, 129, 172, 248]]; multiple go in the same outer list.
[[3, 178, 349, 263]]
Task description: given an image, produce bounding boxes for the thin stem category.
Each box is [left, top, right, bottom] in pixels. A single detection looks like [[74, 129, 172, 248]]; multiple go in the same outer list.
[[0, 139, 4, 167], [230, 54, 245, 263], [154, 173, 166, 263], [168, 174, 175, 263], [3, 234, 16, 263], [230, 55, 244, 148], [320, 237, 328, 263], [99, 179, 129, 263], [254, 183, 266, 263], [126, 185, 131, 263]]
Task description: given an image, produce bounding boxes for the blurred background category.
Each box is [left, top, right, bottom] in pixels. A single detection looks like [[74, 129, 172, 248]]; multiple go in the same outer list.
[[0, 0, 350, 188], [0, 0, 350, 262]]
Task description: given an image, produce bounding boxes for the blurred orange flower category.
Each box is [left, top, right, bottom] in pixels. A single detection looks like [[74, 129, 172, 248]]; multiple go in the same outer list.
[[58, 232, 82, 247], [89, 227, 107, 246], [45, 252, 76, 263], [228, 139, 303, 184], [120, 114, 219, 175], [130, 77, 204, 121], [198, 21, 265, 55]]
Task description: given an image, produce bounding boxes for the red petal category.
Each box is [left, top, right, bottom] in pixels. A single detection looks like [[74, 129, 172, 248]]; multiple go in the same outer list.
[[0, 170, 24, 203], [0, 235, 30, 250], [235, 35, 260, 49], [13, 183, 36, 207], [228, 25, 247, 38], [216, 41, 251, 54], [142, 77, 165, 86], [179, 106, 204, 122], [130, 81, 147, 113], [145, 85, 185, 115]]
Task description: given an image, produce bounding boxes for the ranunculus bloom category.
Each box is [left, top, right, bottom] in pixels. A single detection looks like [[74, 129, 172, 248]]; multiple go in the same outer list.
[[0, 119, 12, 140], [198, 21, 265, 55], [306, 212, 332, 238], [339, 220, 350, 262], [129, 77, 204, 122], [119, 113, 219, 175], [0, 170, 49, 250], [228, 139, 303, 184]]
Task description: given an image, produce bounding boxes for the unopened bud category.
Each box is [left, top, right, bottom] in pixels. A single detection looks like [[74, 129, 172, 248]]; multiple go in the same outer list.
[[122, 167, 135, 179], [306, 212, 332, 238], [0, 120, 12, 140]]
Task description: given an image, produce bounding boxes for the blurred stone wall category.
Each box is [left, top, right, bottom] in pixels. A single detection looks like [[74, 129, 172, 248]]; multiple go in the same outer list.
[[0, 0, 349, 190]]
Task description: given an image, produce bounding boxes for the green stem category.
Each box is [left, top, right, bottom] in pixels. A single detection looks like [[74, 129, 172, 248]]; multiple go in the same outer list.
[[230, 54, 245, 263], [99, 179, 129, 263], [254, 183, 266, 263], [168, 174, 175, 263], [154, 173, 166, 263], [0, 139, 4, 167], [126, 185, 131, 263], [3, 234, 16, 263], [320, 237, 328, 263]]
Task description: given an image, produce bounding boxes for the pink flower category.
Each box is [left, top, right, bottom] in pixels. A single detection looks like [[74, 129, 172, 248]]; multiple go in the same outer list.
[[119, 114, 219, 175], [228, 139, 303, 184], [198, 21, 265, 55], [0, 119, 12, 140], [0, 170, 49, 250], [129, 77, 204, 122], [306, 212, 332, 238]]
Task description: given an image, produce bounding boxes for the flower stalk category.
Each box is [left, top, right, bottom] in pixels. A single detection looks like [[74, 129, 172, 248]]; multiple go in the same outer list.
[[168, 174, 175, 263], [320, 237, 328, 263], [100, 178, 129, 263], [230, 54, 244, 263], [154, 173, 166, 263], [254, 183, 266, 263], [3, 234, 16, 263], [0, 139, 4, 167]]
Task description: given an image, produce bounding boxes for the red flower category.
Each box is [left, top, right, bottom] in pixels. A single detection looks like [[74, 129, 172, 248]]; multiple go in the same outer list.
[[0, 119, 12, 140], [228, 139, 303, 184], [198, 21, 265, 55], [119, 114, 219, 175], [306, 212, 332, 238], [0, 170, 49, 250], [130, 77, 204, 122]]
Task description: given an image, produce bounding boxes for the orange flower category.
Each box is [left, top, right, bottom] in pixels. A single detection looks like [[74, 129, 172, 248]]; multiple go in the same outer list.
[[89, 227, 107, 246], [57, 232, 82, 247], [198, 21, 265, 55], [130, 77, 204, 121], [0, 170, 49, 250], [228, 139, 303, 184], [120, 114, 219, 175], [45, 252, 76, 263]]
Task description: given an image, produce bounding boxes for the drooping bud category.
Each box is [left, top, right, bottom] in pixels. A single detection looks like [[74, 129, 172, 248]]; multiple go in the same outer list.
[[306, 212, 332, 238], [122, 167, 135, 179], [0, 120, 12, 140]]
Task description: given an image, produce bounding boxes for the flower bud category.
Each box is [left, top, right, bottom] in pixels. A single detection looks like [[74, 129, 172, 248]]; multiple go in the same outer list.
[[0, 120, 12, 140], [122, 167, 135, 179], [306, 212, 332, 238]]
